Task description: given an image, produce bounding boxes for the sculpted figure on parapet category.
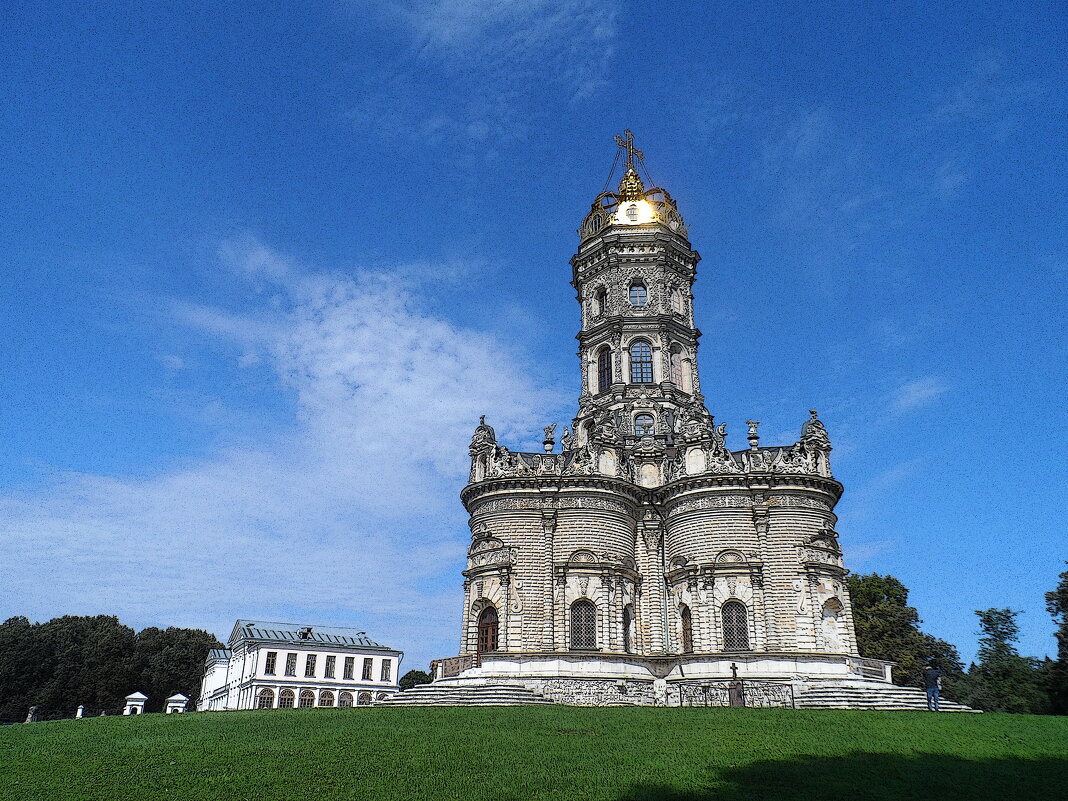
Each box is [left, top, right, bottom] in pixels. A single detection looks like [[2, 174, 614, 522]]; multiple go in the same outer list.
[[469, 415, 497, 455]]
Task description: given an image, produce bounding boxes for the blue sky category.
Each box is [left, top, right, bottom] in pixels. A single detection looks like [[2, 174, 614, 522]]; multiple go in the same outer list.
[[1, 1, 1065, 672]]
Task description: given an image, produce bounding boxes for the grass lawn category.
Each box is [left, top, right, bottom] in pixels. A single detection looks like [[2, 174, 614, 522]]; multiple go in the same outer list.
[[1, 706, 1066, 800]]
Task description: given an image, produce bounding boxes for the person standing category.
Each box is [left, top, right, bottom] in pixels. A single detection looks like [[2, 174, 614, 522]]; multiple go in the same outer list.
[[923, 664, 944, 711]]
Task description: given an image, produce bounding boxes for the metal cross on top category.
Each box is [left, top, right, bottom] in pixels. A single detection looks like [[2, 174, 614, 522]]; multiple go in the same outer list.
[[614, 129, 644, 170]]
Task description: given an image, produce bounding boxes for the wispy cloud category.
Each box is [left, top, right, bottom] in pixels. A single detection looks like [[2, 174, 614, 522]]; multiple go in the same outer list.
[[891, 376, 949, 413], [349, 1, 619, 145], [845, 539, 894, 569], [0, 237, 569, 669], [844, 458, 924, 521]]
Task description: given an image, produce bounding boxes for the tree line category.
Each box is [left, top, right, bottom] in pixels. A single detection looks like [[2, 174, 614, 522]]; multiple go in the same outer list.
[[0, 615, 221, 722], [848, 563, 1068, 714]]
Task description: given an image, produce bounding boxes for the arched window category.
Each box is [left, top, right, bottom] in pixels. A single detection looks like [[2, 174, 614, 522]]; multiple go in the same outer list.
[[477, 606, 499, 654], [357, 691, 372, 706], [629, 281, 648, 306], [257, 688, 275, 709], [680, 604, 694, 653], [338, 691, 353, 708], [634, 413, 655, 436], [570, 599, 597, 650], [623, 604, 634, 654], [319, 690, 335, 707], [298, 690, 315, 708], [594, 287, 607, 317], [596, 346, 612, 394], [722, 601, 750, 651], [670, 344, 684, 387], [278, 689, 295, 708], [629, 340, 653, 383]]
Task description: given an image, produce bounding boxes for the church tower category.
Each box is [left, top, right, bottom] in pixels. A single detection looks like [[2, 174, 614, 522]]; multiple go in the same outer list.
[[569, 129, 704, 469], [441, 133, 888, 706]]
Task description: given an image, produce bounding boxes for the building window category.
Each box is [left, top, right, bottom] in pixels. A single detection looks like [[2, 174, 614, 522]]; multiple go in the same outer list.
[[596, 346, 612, 394], [298, 690, 315, 708], [362, 658, 373, 681], [570, 599, 597, 650], [278, 689, 295, 708], [344, 656, 355, 680], [257, 688, 275, 709], [304, 654, 316, 677], [629, 340, 653, 383], [671, 288, 684, 315], [634, 413, 655, 436], [629, 281, 647, 306], [357, 691, 372, 706], [381, 660, 391, 682], [264, 652, 277, 675], [670, 344, 684, 387], [319, 690, 335, 707], [680, 604, 694, 654], [623, 604, 634, 654], [477, 606, 499, 654], [626, 203, 639, 222], [594, 287, 607, 317], [284, 653, 297, 676], [722, 601, 750, 651], [338, 691, 353, 708], [325, 655, 336, 679]]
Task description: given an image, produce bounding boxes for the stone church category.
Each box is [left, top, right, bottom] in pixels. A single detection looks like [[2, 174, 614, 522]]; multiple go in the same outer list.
[[426, 134, 902, 708]]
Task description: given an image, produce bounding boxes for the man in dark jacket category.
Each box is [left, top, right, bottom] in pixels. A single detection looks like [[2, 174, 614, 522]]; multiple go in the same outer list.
[[923, 664, 944, 711]]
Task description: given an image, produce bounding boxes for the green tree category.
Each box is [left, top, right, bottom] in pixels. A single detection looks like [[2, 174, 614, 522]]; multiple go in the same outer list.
[[958, 608, 1048, 714], [0, 615, 221, 721], [399, 669, 432, 690], [1045, 563, 1068, 715], [0, 616, 48, 722], [847, 573, 964, 691], [133, 627, 223, 713]]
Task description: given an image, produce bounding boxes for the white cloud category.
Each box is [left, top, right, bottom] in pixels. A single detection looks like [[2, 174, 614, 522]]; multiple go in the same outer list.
[[891, 376, 949, 413], [0, 237, 568, 670], [349, 1, 619, 144]]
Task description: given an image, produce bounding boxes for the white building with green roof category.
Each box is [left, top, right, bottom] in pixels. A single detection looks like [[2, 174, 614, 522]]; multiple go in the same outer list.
[[198, 620, 402, 711]]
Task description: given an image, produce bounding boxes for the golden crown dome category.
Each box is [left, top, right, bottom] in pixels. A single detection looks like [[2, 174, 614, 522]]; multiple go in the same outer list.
[[578, 132, 687, 241]]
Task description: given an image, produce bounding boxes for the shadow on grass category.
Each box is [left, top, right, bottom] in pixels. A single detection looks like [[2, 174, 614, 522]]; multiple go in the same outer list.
[[619, 752, 1068, 801]]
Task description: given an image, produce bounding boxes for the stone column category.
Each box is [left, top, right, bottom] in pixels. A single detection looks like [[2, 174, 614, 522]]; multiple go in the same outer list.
[[638, 509, 668, 653], [542, 509, 557, 650], [499, 571, 511, 651]]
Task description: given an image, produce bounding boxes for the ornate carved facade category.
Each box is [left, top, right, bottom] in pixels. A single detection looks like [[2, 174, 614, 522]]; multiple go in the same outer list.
[[440, 134, 884, 701]]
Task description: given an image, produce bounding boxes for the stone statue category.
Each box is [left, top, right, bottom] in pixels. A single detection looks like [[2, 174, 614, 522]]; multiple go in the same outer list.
[[801, 409, 830, 447], [560, 427, 573, 451]]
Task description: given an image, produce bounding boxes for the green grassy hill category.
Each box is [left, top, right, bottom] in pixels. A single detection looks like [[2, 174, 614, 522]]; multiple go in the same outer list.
[[2, 707, 1066, 800]]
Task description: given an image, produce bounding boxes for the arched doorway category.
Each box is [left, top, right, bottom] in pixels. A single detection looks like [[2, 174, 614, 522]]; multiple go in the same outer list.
[[477, 606, 499, 654], [257, 688, 275, 709]]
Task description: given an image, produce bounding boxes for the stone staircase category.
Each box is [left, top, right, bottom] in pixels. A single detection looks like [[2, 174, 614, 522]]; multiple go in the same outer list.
[[374, 683, 555, 707], [797, 681, 979, 712]]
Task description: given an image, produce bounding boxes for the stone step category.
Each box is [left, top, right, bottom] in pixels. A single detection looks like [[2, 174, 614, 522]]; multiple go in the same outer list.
[[375, 683, 554, 707], [797, 684, 979, 712]]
